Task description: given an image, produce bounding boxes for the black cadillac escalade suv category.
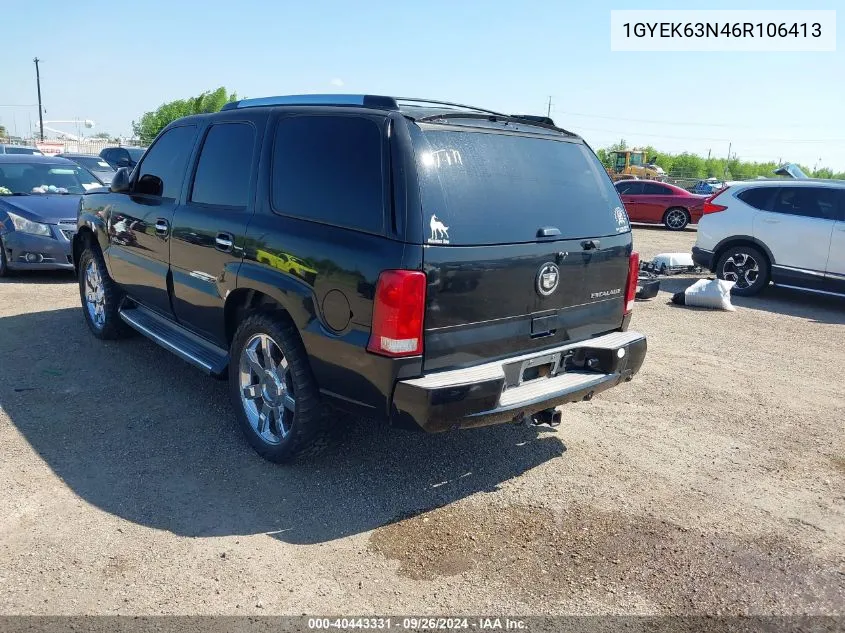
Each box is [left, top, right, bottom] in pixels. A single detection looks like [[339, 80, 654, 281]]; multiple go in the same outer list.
[[73, 94, 647, 462]]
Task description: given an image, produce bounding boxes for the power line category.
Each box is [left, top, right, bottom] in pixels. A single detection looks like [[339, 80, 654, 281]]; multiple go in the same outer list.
[[554, 109, 836, 130], [571, 125, 842, 144]]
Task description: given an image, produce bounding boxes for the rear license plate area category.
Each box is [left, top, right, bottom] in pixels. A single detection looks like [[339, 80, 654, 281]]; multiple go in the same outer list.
[[503, 352, 562, 387]]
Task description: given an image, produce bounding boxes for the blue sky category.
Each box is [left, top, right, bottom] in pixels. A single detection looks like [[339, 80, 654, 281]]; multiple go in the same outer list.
[[1, 0, 842, 169]]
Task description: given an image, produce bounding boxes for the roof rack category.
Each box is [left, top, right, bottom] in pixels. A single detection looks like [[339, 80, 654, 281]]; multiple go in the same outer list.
[[221, 94, 399, 111], [219, 94, 576, 135], [394, 97, 504, 117]]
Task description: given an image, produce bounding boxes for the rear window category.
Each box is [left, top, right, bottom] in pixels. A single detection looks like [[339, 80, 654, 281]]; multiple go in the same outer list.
[[411, 125, 628, 245], [5, 146, 40, 155]]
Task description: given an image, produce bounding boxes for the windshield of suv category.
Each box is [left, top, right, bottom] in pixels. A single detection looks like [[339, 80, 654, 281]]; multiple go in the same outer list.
[[411, 125, 627, 245], [72, 156, 114, 172], [0, 162, 100, 194]]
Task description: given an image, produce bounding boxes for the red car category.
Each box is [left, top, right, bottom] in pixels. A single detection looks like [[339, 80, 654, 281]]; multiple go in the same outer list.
[[614, 180, 708, 230]]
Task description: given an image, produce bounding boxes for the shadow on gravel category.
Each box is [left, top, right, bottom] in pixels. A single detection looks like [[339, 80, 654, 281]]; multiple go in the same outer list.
[[0, 270, 75, 284], [651, 276, 845, 325], [0, 307, 565, 545]]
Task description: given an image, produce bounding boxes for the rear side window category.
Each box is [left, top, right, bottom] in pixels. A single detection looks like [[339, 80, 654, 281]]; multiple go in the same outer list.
[[737, 187, 774, 210], [191, 123, 255, 207], [642, 183, 671, 195], [771, 187, 838, 220], [412, 126, 628, 245], [134, 126, 197, 199], [271, 115, 385, 233]]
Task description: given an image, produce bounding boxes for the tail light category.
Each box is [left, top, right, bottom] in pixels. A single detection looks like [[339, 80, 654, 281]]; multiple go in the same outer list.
[[703, 187, 730, 214], [624, 252, 639, 315], [367, 270, 427, 357]]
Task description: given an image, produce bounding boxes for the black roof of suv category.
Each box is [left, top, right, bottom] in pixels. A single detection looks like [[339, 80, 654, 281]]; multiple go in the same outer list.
[[73, 94, 647, 462]]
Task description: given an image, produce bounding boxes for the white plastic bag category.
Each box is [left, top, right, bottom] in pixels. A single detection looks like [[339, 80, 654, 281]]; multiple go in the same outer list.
[[683, 278, 736, 311]]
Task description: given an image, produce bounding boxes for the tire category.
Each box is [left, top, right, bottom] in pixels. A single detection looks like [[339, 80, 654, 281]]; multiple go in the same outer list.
[[0, 236, 8, 277], [228, 311, 330, 463], [78, 244, 131, 339], [663, 207, 690, 231], [716, 245, 770, 296]]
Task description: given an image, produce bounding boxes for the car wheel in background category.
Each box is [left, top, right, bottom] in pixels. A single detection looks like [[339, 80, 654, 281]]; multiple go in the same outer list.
[[229, 311, 331, 463], [663, 207, 690, 231], [78, 246, 131, 339], [716, 245, 770, 296]]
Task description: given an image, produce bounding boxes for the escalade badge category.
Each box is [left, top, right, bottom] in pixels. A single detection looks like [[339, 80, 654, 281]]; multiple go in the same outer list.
[[536, 263, 560, 297]]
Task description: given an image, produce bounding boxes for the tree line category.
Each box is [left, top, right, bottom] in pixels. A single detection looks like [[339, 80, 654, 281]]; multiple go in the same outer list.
[[595, 139, 845, 181]]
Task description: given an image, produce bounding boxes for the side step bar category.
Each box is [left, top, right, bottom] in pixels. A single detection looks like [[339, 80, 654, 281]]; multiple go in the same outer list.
[[119, 305, 229, 376]]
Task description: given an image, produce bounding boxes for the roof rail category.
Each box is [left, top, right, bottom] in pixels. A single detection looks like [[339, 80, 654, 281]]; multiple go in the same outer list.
[[221, 94, 399, 111], [394, 97, 504, 117]]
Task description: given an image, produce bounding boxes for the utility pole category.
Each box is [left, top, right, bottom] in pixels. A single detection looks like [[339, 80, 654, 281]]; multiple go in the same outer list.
[[34, 57, 44, 141], [724, 142, 731, 179], [547, 96, 553, 117]]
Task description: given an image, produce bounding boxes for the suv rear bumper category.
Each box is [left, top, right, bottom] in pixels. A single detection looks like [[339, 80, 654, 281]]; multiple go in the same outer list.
[[691, 246, 715, 271], [391, 330, 647, 432]]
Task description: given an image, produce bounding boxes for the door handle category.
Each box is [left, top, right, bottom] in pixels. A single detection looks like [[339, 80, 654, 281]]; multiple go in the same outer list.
[[215, 233, 234, 253], [154, 218, 169, 236]]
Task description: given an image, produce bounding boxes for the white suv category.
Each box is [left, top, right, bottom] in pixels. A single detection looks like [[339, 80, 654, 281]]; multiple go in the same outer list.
[[692, 180, 845, 297]]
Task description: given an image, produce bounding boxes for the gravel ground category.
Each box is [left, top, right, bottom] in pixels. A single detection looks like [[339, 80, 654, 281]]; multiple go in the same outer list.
[[0, 227, 843, 616]]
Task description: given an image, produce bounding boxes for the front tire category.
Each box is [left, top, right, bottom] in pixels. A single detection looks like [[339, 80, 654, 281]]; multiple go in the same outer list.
[[663, 207, 690, 231], [78, 246, 130, 339], [228, 312, 329, 463], [716, 245, 770, 296]]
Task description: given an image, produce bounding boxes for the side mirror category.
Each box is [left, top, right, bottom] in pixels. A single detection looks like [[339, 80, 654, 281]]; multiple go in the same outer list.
[[110, 167, 131, 193]]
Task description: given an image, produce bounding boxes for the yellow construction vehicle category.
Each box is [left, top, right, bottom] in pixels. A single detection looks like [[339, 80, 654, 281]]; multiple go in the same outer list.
[[606, 149, 666, 182]]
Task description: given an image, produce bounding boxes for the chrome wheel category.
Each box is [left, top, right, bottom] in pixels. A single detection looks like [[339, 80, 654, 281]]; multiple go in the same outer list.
[[84, 259, 106, 330], [238, 333, 295, 445], [665, 209, 688, 230], [722, 252, 760, 290]]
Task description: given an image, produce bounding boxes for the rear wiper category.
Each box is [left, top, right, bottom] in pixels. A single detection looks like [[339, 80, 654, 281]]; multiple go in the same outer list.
[[415, 112, 576, 136], [10, 192, 31, 196]]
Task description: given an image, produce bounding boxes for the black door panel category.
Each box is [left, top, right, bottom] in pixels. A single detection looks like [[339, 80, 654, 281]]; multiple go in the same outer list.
[[168, 118, 264, 345]]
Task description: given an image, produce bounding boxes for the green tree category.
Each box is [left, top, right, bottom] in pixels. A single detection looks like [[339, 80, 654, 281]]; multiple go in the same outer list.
[[132, 87, 238, 144], [92, 132, 111, 139], [0, 124, 7, 138]]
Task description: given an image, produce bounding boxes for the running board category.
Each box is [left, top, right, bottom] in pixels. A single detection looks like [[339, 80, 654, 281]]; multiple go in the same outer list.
[[119, 305, 229, 376]]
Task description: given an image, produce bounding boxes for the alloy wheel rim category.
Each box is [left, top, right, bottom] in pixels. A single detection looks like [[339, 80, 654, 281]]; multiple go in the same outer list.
[[667, 209, 687, 229], [84, 260, 106, 330], [238, 333, 295, 445], [722, 252, 759, 289]]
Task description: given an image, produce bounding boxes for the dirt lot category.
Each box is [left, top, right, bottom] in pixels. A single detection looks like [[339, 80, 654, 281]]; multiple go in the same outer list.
[[0, 227, 843, 616]]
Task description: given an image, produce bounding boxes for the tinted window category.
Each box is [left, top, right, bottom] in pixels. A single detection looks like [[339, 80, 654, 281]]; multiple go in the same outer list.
[[737, 187, 774, 210], [642, 183, 671, 195], [771, 187, 837, 220], [134, 126, 197, 199], [412, 127, 627, 245], [191, 123, 255, 207], [617, 181, 645, 195], [126, 148, 145, 162], [616, 181, 637, 195], [271, 116, 384, 233]]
